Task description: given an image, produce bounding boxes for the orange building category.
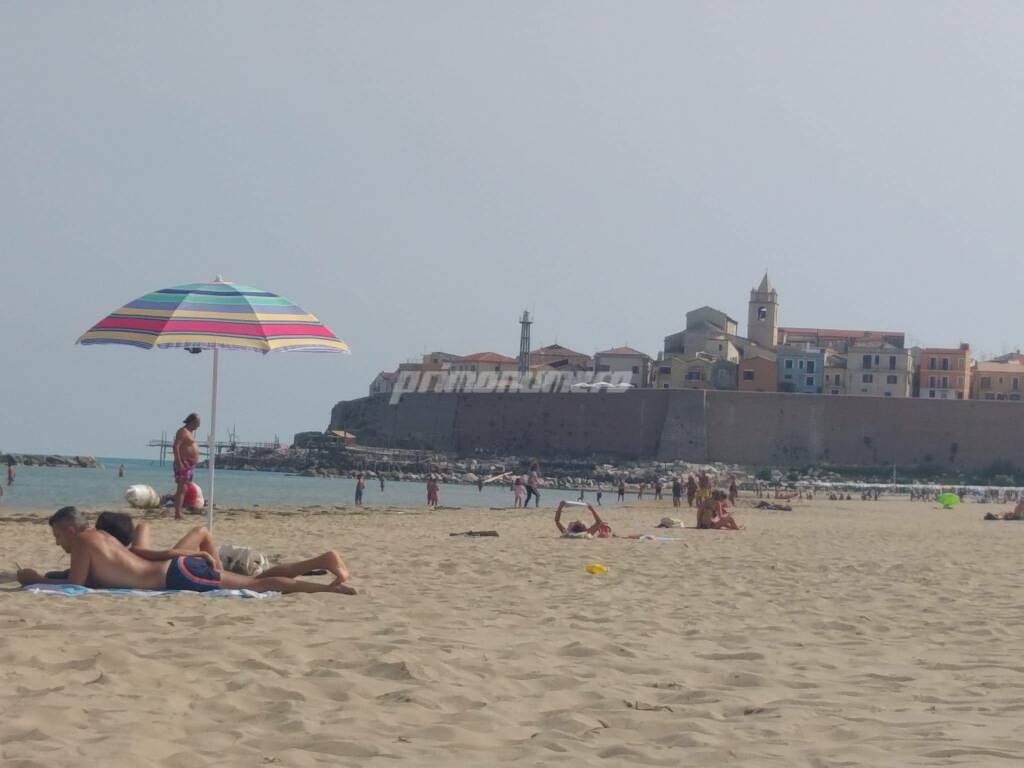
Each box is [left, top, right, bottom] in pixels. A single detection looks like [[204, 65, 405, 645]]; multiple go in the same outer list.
[[916, 344, 971, 400], [971, 361, 1024, 401], [737, 351, 777, 392]]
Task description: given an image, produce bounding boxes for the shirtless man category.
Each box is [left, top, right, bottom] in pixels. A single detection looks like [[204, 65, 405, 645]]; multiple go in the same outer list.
[[97, 511, 352, 583], [17, 507, 355, 595], [173, 413, 201, 520]]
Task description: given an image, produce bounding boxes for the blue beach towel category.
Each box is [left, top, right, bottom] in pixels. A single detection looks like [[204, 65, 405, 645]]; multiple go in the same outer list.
[[23, 583, 279, 599]]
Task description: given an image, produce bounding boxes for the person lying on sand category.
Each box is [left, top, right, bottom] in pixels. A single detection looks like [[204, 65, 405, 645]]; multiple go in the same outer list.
[[96, 511, 348, 583], [16, 507, 355, 595], [555, 501, 611, 538], [984, 499, 1024, 521], [755, 500, 793, 511]]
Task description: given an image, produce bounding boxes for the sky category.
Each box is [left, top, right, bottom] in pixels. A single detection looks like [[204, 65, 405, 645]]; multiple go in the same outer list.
[[2, 2, 1023, 457]]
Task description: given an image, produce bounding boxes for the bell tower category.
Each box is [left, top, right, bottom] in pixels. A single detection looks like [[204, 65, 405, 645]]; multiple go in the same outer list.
[[747, 272, 779, 349]]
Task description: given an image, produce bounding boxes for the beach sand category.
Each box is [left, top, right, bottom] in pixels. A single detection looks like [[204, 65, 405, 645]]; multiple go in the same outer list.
[[2, 498, 1023, 767]]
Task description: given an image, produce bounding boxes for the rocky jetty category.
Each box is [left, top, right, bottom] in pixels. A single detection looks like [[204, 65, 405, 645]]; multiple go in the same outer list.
[[1, 453, 100, 468]]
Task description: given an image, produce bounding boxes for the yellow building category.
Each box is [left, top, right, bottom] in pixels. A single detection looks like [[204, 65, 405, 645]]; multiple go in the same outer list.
[[971, 361, 1024, 401]]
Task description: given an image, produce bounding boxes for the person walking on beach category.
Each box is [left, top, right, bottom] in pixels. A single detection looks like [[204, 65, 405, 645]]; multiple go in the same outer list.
[[513, 476, 526, 508], [671, 477, 682, 508], [173, 414, 200, 521], [355, 473, 365, 506], [7, 457, 15, 486], [654, 479, 663, 501], [427, 476, 439, 507], [525, 462, 541, 508], [686, 474, 697, 507], [617, 479, 625, 502]]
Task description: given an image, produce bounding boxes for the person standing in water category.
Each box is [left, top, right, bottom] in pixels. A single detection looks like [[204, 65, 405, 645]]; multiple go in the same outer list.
[[118, 463, 126, 478], [7, 457, 16, 486]]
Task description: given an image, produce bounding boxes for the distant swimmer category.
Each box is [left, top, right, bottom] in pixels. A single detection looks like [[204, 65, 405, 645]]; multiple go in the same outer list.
[[118, 463, 125, 478], [173, 413, 200, 521]]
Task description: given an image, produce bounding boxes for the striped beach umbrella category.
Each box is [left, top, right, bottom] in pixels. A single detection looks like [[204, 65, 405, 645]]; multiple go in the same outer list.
[[78, 277, 349, 527]]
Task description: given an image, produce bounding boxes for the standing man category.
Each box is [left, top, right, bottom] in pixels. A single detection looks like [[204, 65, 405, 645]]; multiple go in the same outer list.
[[379, 474, 385, 493], [7, 457, 16, 486], [355, 473, 365, 506], [671, 476, 683, 508], [173, 413, 201, 521], [686, 474, 698, 508], [118, 463, 126, 478], [525, 462, 541, 508]]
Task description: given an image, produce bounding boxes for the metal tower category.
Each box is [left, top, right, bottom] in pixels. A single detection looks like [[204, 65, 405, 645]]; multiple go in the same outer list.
[[518, 310, 532, 374]]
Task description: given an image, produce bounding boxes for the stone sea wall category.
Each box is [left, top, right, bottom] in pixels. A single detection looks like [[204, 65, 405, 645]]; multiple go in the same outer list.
[[0, 454, 99, 468], [330, 390, 1024, 475]]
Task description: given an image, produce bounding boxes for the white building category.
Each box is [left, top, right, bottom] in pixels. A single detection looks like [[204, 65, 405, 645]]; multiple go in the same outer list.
[[594, 346, 652, 387]]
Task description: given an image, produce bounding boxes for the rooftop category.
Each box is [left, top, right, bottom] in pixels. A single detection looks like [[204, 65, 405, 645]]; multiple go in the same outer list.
[[976, 361, 1024, 374], [596, 346, 650, 357], [459, 352, 518, 364]]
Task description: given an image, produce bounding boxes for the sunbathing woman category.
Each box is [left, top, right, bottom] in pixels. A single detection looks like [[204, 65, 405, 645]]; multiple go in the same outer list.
[[555, 501, 611, 538]]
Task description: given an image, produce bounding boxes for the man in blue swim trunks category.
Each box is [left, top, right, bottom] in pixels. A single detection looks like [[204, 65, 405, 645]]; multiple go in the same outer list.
[[17, 507, 356, 595]]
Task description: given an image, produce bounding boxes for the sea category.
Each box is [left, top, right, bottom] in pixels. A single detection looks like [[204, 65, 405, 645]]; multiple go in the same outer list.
[[0, 457, 611, 513]]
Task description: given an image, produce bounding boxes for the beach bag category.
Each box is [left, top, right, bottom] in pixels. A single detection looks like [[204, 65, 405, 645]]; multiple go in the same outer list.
[[218, 544, 269, 577], [125, 484, 160, 509]]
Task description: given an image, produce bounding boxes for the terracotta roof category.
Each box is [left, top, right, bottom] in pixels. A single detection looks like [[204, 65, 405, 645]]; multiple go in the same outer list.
[[976, 361, 1024, 374], [377, 371, 396, 380], [596, 346, 649, 357], [531, 344, 588, 356], [459, 352, 518, 364]]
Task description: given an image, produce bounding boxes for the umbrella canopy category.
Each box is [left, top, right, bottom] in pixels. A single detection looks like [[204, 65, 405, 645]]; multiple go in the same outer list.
[[78, 280, 349, 353], [78, 278, 348, 527], [937, 492, 960, 508]]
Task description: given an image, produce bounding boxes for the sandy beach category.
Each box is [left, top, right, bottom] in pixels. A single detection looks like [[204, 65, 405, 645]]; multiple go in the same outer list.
[[2, 498, 1023, 767]]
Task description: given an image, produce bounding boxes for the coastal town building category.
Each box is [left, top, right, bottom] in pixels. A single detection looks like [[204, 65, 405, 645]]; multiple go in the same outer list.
[[594, 346, 652, 387], [653, 353, 737, 390], [777, 327, 905, 353], [528, 344, 592, 371], [747, 273, 780, 350], [737, 350, 778, 392], [845, 342, 912, 397], [776, 343, 827, 394], [913, 344, 971, 400], [971, 360, 1024, 401], [421, 351, 460, 370], [825, 355, 848, 395], [448, 352, 520, 374], [369, 371, 396, 397]]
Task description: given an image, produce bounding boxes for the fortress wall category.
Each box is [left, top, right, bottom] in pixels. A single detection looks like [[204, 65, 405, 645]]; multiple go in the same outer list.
[[330, 390, 1024, 472]]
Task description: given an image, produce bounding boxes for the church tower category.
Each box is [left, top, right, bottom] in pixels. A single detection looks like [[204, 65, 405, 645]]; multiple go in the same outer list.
[[747, 273, 780, 349]]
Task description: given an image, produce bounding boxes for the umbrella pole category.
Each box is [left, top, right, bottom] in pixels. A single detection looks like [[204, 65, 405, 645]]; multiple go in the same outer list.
[[207, 347, 219, 530]]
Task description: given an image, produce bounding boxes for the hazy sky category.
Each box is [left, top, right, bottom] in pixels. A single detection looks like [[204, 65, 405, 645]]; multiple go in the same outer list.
[[3, 2, 1023, 457]]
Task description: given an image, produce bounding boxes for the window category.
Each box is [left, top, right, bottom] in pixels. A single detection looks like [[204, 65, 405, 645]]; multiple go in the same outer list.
[[834, 374, 841, 385], [887, 375, 898, 385], [874, 355, 880, 365], [663, 384, 669, 389], [830, 389, 839, 395], [1014, 378, 1020, 391], [686, 369, 702, 381], [631, 366, 639, 374], [957, 376, 964, 386], [805, 376, 815, 387], [958, 359, 965, 369], [985, 393, 995, 400], [862, 355, 873, 369], [928, 357, 936, 370], [981, 377, 991, 389], [929, 390, 936, 398], [807, 361, 816, 373], [941, 376, 948, 388], [884, 392, 892, 397], [862, 373, 874, 383], [889, 356, 897, 370], [784, 373, 793, 380], [799, 360, 805, 370], [929, 376, 936, 388], [941, 358, 949, 370], [743, 370, 755, 381], [758, 306, 767, 321], [785, 359, 794, 369], [1012, 394, 1022, 401], [658, 366, 670, 375]]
